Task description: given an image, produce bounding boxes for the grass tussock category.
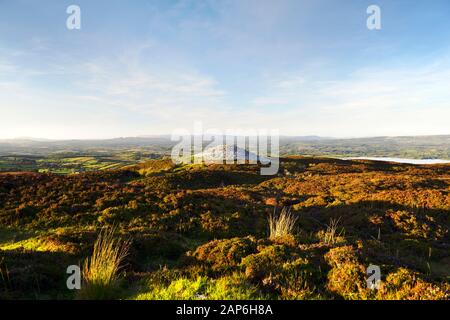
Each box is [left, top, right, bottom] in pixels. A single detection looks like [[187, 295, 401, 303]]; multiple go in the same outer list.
[[78, 227, 130, 299], [268, 207, 298, 239], [323, 217, 345, 245]]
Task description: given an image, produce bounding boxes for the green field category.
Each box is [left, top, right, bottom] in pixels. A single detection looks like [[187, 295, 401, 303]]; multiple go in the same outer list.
[[0, 154, 143, 174]]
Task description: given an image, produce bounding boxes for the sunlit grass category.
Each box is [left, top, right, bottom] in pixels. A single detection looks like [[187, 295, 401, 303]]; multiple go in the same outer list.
[[133, 273, 264, 300], [77, 227, 130, 299], [268, 207, 298, 239], [323, 217, 345, 245]]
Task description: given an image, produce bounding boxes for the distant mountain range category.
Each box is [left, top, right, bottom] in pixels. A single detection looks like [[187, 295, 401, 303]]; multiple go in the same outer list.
[[2, 134, 449, 144], [1, 135, 449, 159]]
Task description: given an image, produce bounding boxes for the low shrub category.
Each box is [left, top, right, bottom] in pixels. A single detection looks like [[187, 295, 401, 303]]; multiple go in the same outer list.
[[191, 236, 257, 272], [324, 245, 371, 299], [377, 268, 449, 300]]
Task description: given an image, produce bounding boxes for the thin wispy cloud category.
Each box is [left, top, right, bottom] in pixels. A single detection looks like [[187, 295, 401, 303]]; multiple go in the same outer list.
[[0, 0, 449, 139]]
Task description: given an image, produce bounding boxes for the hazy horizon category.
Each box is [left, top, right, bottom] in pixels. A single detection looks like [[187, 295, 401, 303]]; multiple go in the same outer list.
[[2, 133, 450, 142], [1, 1, 450, 139]]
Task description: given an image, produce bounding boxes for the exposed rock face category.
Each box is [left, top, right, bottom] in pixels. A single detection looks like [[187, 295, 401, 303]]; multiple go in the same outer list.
[[194, 144, 269, 164]]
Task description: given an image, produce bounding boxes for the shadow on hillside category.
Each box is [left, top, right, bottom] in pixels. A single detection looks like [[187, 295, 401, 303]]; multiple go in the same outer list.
[[0, 248, 78, 299], [290, 200, 450, 276], [142, 169, 273, 190], [295, 200, 449, 231]]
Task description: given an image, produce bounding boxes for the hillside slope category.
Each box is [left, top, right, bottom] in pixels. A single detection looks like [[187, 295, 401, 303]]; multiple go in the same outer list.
[[0, 157, 449, 299]]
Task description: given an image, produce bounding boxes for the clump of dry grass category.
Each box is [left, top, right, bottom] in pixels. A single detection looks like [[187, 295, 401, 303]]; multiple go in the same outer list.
[[268, 207, 298, 239], [78, 227, 130, 299], [323, 217, 344, 245]]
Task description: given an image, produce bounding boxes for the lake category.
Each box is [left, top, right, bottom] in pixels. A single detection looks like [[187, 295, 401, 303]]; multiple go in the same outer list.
[[342, 157, 450, 165]]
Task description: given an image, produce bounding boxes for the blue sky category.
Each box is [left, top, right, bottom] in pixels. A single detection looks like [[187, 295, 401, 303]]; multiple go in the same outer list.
[[1, 0, 450, 139]]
